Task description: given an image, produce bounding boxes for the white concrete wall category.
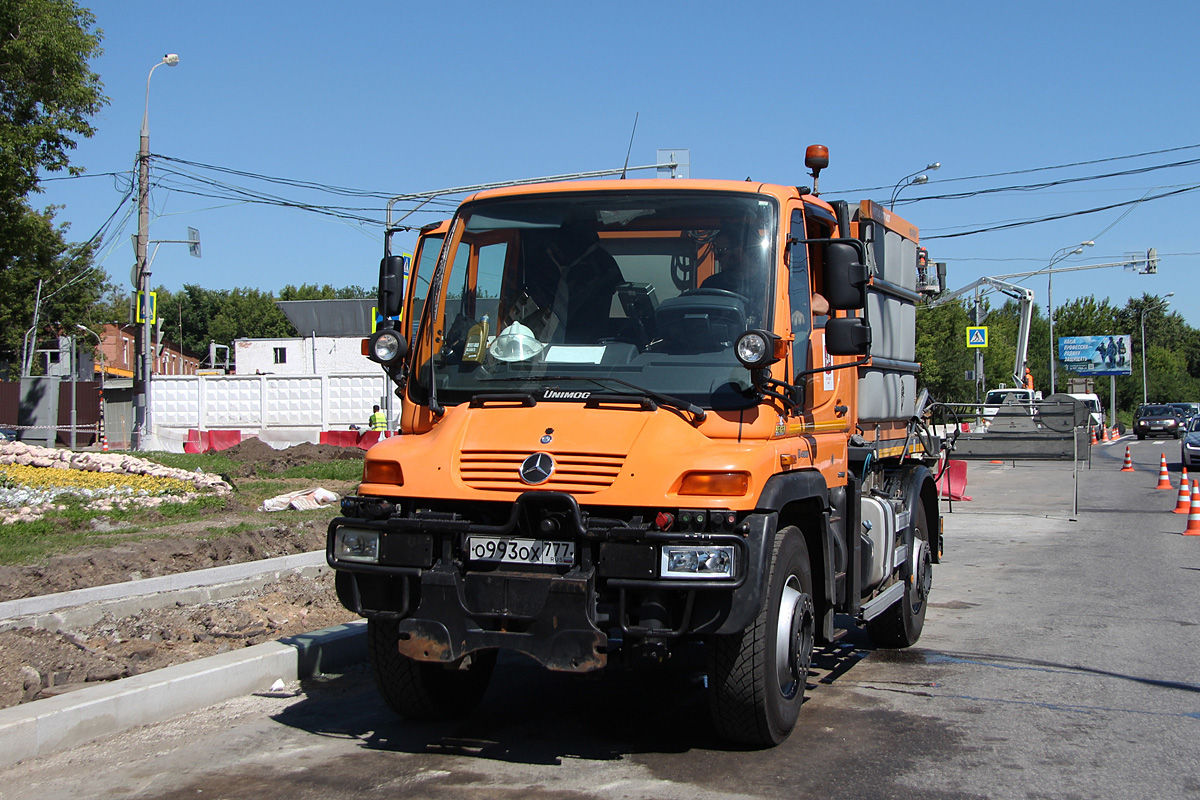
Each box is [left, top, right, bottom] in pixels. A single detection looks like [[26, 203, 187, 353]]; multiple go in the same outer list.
[[149, 373, 393, 451]]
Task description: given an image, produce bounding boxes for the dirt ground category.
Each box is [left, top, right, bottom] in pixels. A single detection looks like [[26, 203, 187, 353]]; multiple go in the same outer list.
[[0, 441, 368, 710]]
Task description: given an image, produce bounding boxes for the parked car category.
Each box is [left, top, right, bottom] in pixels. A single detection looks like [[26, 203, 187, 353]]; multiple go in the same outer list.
[[1182, 417, 1200, 467], [1134, 404, 1185, 439]]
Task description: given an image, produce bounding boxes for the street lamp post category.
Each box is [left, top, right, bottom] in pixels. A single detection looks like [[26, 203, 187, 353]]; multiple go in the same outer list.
[[134, 53, 179, 451], [1045, 241, 1094, 395], [1141, 292, 1174, 406], [889, 161, 941, 209]]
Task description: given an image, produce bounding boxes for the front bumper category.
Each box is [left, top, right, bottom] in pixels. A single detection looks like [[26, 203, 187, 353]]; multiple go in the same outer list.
[[1135, 421, 1179, 437], [327, 491, 773, 672]]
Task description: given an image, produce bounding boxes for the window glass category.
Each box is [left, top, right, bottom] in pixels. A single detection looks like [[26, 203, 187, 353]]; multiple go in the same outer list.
[[409, 234, 443, 341], [414, 191, 777, 410]]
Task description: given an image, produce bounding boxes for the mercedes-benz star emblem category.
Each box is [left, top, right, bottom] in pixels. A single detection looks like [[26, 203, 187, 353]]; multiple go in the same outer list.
[[520, 452, 555, 485]]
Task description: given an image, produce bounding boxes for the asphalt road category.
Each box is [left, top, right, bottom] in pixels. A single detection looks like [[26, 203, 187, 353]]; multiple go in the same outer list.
[[4, 438, 1199, 800]]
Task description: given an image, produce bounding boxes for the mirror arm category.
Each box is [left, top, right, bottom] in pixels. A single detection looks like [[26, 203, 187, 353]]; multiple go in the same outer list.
[[793, 356, 871, 380], [751, 375, 803, 416]]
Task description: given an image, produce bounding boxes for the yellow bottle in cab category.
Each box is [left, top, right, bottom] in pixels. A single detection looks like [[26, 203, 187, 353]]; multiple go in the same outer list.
[[462, 314, 489, 362]]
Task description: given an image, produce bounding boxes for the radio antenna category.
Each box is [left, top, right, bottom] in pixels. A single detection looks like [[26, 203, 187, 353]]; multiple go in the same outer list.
[[620, 112, 639, 179]]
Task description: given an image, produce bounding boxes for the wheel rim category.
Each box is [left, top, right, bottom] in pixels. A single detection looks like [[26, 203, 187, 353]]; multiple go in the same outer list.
[[775, 575, 815, 700], [909, 537, 933, 615]]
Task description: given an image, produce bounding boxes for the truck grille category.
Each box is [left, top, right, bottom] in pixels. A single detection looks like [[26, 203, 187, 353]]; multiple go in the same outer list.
[[459, 450, 624, 493]]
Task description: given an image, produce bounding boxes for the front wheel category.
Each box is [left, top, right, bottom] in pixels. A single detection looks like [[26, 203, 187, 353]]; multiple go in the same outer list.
[[367, 618, 496, 720], [707, 526, 815, 747], [867, 503, 933, 648]]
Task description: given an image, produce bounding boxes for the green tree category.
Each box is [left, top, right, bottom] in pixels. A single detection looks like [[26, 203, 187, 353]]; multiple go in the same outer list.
[[914, 301, 973, 403], [1120, 294, 1200, 408], [0, 0, 105, 198], [0, 0, 108, 373], [0, 205, 105, 375], [278, 283, 372, 301], [128, 283, 374, 367]]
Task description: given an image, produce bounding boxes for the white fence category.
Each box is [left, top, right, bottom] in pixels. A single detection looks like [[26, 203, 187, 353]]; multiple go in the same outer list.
[[148, 373, 392, 452]]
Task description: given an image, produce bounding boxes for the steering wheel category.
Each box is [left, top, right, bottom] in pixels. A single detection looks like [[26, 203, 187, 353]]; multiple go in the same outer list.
[[682, 287, 750, 305]]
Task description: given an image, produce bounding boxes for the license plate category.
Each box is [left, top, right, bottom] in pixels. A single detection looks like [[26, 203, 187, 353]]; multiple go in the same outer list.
[[1152, 425, 1164, 430], [467, 537, 574, 566]]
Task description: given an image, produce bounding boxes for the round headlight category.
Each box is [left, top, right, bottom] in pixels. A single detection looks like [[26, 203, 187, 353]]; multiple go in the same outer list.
[[735, 330, 772, 368], [369, 330, 407, 365]]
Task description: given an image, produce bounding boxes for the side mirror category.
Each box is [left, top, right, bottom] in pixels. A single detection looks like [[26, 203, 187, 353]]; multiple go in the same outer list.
[[822, 242, 868, 310], [378, 254, 406, 320], [825, 316, 871, 356]]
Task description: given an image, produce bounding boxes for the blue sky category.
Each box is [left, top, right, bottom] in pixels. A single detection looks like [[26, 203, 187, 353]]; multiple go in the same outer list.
[[36, 0, 1200, 329]]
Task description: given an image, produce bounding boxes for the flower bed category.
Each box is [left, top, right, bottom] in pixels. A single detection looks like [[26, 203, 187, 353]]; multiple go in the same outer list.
[[0, 443, 233, 523]]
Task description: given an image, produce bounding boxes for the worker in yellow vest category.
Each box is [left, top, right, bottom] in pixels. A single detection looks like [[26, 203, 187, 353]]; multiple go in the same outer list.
[[368, 405, 387, 431]]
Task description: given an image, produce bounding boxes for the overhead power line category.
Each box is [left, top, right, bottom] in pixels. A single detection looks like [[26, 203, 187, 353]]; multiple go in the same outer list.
[[923, 185, 1200, 239], [832, 142, 1200, 194]]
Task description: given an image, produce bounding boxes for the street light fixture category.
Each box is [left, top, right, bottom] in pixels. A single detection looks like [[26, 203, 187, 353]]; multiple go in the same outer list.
[[1045, 240, 1095, 395], [1141, 292, 1174, 406], [889, 162, 941, 209], [134, 53, 179, 451]]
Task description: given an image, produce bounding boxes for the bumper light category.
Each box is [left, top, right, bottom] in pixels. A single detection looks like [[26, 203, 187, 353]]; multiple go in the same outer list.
[[363, 459, 402, 485], [334, 527, 380, 563], [661, 545, 735, 579], [678, 471, 749, 496]]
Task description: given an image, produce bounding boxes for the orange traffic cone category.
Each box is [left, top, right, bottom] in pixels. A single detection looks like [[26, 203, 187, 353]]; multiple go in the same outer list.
[[1174, 474, 1192, 513], [1121, 446, 1135, 471], [1156, 454, 1174, 489], [1183, 466, 1190, 486], [1185, 481, 1200, 535], [1090, 428, 1098, 445], [101, 434, 108, 453]]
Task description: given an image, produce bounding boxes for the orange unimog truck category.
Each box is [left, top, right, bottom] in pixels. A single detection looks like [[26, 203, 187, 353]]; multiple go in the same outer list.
[[329, 146, 944, 746]]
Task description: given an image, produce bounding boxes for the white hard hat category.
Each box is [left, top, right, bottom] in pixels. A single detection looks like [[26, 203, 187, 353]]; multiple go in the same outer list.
[[488, 321, 544, 362]]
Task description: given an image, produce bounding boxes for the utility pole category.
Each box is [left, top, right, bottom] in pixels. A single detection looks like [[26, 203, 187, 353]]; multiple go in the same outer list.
[[134, 54, 179, 450]]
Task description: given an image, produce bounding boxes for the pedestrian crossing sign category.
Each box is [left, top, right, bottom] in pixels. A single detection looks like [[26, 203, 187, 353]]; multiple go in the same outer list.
[[966, 326, 988, 348]]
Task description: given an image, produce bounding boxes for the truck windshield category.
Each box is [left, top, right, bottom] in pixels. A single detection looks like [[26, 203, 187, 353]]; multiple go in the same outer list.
[[411, 190, 778, 410]]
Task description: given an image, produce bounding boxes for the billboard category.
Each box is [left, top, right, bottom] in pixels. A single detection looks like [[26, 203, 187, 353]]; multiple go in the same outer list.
[[1058, 335, 1132, 376]]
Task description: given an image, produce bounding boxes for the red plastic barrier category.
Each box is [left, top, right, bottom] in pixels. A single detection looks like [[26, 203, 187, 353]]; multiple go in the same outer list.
[[319, 430, 359, 448], [356, 431, 383, 449], [182, 429, 208, 453], [936, 459, 971, 501], [206, 430, 242, 452]]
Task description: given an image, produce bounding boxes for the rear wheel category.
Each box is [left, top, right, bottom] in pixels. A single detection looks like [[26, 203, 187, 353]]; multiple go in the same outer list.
[[707, 526, 815, 747], [867, 503, 933, 648], [367, 618, 496, 720]]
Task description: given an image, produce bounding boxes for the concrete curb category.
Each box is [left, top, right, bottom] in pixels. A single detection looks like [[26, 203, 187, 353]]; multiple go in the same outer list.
[[0, 619, 366, 770], [0, 551, 329, 633]]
